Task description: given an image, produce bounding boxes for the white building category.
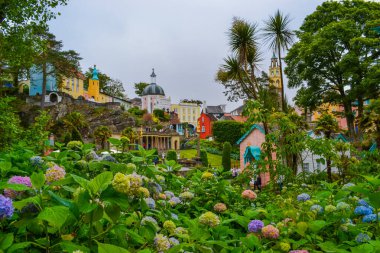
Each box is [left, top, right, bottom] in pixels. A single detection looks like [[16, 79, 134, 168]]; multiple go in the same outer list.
[[141, 69, 171, 113]]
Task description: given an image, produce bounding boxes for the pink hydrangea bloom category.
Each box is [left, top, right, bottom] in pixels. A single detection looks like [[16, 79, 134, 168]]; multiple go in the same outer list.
[[262, 225, 280, 239], [289, 250, 309, 253], [45, 165, 66, 184], [241, 190, 257, 200], [4, 176, 32, 199]]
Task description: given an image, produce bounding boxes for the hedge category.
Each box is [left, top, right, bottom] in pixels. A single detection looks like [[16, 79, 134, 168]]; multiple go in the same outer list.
[[212, 121, 244, 145]]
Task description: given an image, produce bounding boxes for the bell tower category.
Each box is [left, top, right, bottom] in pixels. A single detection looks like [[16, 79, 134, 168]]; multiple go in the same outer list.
[[269, 54, 282, 102], [88, 65, 100, 101]]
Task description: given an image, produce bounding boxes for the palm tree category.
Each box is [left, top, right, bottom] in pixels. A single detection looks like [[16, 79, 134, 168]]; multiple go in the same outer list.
[[94, 126, 112, 150], [315, 113, 339, 182], [262, 10, 294, 111], [121, 127, 138, 150]]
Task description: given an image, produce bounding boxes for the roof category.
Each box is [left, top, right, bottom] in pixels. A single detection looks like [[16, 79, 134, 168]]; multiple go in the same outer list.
[[142, 83, 165, 96], [244, 146, 261, 164], [206, 105, 224, 114], [370, 143, 377, 152], [307, 131, 349, 143], [221, 113, 247, 122], [230, 104, 245, 115], [236, 124, 265, 145]]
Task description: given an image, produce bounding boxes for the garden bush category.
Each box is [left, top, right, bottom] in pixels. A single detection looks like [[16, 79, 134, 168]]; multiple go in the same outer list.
[[222, 141, 232, 171], [200, 149, 208, 167], [166, 150, 177, 161], [212, 120, 244, 145]]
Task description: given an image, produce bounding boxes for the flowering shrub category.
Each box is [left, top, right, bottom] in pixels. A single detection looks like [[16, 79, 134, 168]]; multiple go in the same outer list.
[[241, 189, 257, 200], [0, 195, 14, 219], [213, 203, 227, 213], [261, 225, 279, 239], [247, 220, 264, 233], [199, 212, 220, 227], [179, 191, 194, 201], [45, 165, 66, 184], [154, 234, 171, 252], [297, 193, 310, 202], [201, 171, 214, 180], [4, 176, 32, 198]]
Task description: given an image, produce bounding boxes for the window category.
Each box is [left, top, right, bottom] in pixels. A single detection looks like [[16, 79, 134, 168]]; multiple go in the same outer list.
[[303, 163, 310, 172], [71, 78, 74, 91], [316, 162, 321, 171], [66, 79, 69, 89], [76, 79, 79, 92], [202, 117, 204, 123], [201, 126, 205, 132]]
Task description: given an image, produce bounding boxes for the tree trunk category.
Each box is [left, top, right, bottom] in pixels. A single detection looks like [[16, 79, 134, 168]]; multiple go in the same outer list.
[[41, 63, 47, 108], [326, 158, 332, 182], [342, 100, 355, 141], [277, 46, 285, 112], [263, 121, 275, 185]]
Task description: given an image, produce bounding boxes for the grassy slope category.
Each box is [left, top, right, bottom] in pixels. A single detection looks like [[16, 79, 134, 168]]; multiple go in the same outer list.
[[179, 149, 239, 168]]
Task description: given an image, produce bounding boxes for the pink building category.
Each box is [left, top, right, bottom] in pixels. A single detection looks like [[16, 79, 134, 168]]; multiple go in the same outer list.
[[236, 124, 272, 186]]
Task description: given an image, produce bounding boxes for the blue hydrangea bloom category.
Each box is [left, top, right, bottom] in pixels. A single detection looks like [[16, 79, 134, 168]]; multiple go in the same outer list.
[[164, 191, 175, 198], [169, 237, 180, 246], [342, 183, 355, 190], [358, 199, 369, 207], [310, 204, 324, 214], [354, 206, 373, 216], [102, 155, 117, 162], [145, 197, 156, 209], [171, 213, 179, 220], [0, 195, 14, 219], [362, 214, 377, 223], [356, 233, 371, 243], [247, 220, 264, 233], [297, 193, 310, 202], [30, 156, 43, 166]]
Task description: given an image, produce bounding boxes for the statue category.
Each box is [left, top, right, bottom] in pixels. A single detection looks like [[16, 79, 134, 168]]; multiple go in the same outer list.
[[92, 65, 99, 80]]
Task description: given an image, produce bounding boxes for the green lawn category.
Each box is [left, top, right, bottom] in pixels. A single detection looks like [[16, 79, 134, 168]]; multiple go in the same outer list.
[[179, 149, 239, 168]]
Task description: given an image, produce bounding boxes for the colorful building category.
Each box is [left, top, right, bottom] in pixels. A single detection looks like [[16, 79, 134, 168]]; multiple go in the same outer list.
[[141, 69, 171, 113], [269, 54, 282, 106], [27, 65, 131, 108], [170, 101, 201, 135], [236, 124, 271, 186], [197, 111, 217, 139]]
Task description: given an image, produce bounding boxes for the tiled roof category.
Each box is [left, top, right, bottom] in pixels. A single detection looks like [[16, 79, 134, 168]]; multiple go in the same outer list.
[[206, 105, 224, 114], [236, 124, 265, 145]]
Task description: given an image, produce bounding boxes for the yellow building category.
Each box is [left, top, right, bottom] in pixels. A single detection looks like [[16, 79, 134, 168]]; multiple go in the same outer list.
[[170, 101, 201, 129], [61, 73, 86, 99]]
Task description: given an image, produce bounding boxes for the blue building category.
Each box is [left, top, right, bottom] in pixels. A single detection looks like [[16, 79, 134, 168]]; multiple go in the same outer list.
[[29, 65, 58, 96]]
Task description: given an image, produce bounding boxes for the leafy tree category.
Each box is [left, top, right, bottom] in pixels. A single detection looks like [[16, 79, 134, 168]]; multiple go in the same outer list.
[[262, 10, 294, 111], [200, 149, 208, 167], [222, 142, 232, 171], [315, 113, 340, 182], [166, 150, 177, 162], [361, 98, 380, 148], [24, 110, 52, 152], [212, 121, 244, 145], [0, 0, 67, 31], [285, 0, 380, 141], [134, 82, 149, 97], [94, 126, 112, 150], [34, 30, 82, 108], [153, 109, 169, 122], [0, 97, 21, 150], [121, 127, 138, 150]]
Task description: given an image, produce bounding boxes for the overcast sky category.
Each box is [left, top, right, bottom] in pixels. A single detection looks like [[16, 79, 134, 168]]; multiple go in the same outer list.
[[49, 0, 325, 111]]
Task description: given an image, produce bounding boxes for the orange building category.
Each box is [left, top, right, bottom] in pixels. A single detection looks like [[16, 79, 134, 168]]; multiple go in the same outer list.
[[197, 112, 217, 139]]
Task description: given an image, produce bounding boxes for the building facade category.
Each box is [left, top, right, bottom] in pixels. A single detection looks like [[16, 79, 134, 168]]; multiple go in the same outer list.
[[170, 101, 201, 135], [269, 54, 282, 101], [141, 69, 171, 113], [197, 111, 217, 139]]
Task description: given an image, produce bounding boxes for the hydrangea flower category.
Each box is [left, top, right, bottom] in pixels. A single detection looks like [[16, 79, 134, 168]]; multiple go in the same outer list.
[[126, 173, 143, 194], [261, 225, 280, 239], [201, 172, 214, 180], [247, 220, 264, 233], [362, 214, 378, 223], [310, 204, 323, 214], [4, 176, 32, 199], [149, 182, 162, 194], [30, 156, 43, 166], [164, 191, 175, 199], [358, 199, 369, 207], [241, 190, 257, 200], [126, 163, 137, 171], [297, 193, 310, 202], [112, 173, 130, 194], [213, 203, 227, 213], [325, 205, 337, 213], [171, 213, 179, 220], [336, 202, 351, 211], [0, 194, 14, 219], [169, 237, 179, 246], [101, 155, 117, 162], [163, 220, 176, 232], [154, 234, 171, 252], [145, 198, 156, 209], [356, 233, 371, 243], [169, 197, 181, 207], [174, 227, 188, 235], [199, 212, 220, 227], [179, 191, 194, 201], [279, 242, 290, 252], [141, 216, 158, 226], [138, 187, 150, 198], [289, 251, 309, 253], [158, 193, 167, 200], [45, 165, 66, 184], [354, 206, 373, 216]]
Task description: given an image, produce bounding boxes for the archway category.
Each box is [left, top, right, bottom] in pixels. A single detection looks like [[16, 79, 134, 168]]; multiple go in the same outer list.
[[174, 140, 178, 150], [49, 93, 58, 103]]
